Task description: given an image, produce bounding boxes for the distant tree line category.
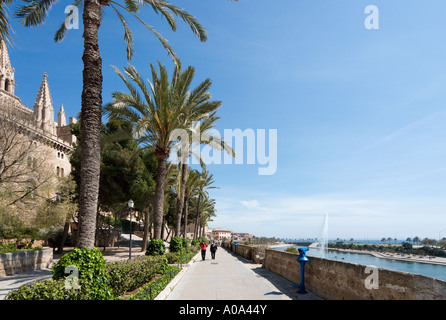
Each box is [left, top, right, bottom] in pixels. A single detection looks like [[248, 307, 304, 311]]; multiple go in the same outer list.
[[329, 241, 446, 258]]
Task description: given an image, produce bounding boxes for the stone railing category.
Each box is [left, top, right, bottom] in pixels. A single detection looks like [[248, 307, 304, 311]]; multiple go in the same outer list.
[[0, 249, 53, 277], [222, 242, 265, 264], [263, 249, 446, 300]]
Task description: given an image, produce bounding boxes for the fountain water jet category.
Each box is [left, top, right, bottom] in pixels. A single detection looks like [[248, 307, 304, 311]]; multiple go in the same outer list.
[[319, 212, 328, 258]]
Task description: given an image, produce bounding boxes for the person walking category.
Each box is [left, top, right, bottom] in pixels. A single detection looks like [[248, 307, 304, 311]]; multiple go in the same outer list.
[[210, 240, 218, 260], [200, 240, 208, 261]]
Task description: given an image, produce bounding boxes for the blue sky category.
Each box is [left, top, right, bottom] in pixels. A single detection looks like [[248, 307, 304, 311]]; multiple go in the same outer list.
[[6, 0, 446, 240]]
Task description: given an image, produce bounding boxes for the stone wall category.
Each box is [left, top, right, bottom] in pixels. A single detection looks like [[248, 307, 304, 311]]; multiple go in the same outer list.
[[222, 242, 265, 264], [263, 249, 446, 300], [0, 249, 53, 277]]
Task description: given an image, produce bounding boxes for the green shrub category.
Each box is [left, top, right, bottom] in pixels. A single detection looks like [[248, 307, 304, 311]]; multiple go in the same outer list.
[[284, 247, 298, 254], [191, 239, 199, 246], [169, 236, 183, 253], [125, 265, 180, 300], [166, 252, 180, 264], [106, 255, 166, 297], [166, 250, 197, 264], [37, 226, 64, 250], [0, 242, 43, 254], [182, 238, 190, 251], [51, 247, 113, 300], [6, 278, 95, 300], [146, 239, 165, 256]]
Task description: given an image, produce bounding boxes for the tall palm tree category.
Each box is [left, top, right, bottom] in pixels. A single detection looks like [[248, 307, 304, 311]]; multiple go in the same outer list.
[[105, 63, 219, 239], [190, 193, 215, 238], [172, 115, 234, 237], [180, 168, 201, 239], [15, 0, 207, 248], [193, 169, 216, 240]]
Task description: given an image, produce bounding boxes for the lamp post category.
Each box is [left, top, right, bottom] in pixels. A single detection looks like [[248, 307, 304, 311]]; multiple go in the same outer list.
[[128, 199, 134, 260]]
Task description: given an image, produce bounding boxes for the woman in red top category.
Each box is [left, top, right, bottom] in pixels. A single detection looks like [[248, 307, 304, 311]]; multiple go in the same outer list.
[[200, 241, 208, 260]]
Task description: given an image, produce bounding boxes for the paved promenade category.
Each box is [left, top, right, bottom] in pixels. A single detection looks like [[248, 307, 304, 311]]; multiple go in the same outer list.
[[165, 247, 321, 300], [0, 246, 322, 300]]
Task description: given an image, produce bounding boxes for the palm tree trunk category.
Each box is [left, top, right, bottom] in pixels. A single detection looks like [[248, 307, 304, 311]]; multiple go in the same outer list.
[[182, 197, 189, 239], [193, 193, 201, 240], [57, 218, 70, 254], [141, 204, 151, 252], [161, 215, 165, 240], [153, 151, 168, 239], [76, 0, 103, 249], [175, 163, 187, 236]]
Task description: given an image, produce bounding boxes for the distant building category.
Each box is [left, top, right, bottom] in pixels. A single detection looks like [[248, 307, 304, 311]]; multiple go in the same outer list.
[[211, 228, 232, 241], [232, 232, 252, 242]]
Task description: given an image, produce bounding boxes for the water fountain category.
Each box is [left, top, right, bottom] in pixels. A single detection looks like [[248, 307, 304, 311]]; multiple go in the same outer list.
[[319, 212, 328, 258]]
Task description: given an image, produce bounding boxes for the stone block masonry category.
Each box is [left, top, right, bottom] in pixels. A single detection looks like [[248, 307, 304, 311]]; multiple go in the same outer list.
[[263, 249, 446, 300], [0, 249, 53, 277]]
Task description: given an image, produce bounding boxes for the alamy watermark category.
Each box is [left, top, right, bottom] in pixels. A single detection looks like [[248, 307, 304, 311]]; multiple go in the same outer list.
[[365, 5, 379, 30], [169, 124, 278, 176], [64, 4, 380, 31], [364, 265, 379, 290], [64, 265, 80, 290], [64, 5, 79, 30]]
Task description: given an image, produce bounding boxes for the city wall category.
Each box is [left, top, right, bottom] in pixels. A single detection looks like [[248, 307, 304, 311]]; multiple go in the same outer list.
[[224, 243, 446, 300]]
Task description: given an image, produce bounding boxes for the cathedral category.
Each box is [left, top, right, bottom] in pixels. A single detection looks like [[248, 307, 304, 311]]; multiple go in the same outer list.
[[0, 40, 76, 192]]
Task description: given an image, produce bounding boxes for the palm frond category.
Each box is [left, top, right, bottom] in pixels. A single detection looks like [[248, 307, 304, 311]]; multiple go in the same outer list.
[[54, 0, 82, 42], [0, 1, 12, 43], [147, 0, 207, 42], [15, 0, 59, 27], [110, 4, 134, 60], [110, 0, 180, 67]]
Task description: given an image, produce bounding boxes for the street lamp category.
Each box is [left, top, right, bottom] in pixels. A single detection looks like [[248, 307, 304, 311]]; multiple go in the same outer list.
[[128, 199, 134, 260]]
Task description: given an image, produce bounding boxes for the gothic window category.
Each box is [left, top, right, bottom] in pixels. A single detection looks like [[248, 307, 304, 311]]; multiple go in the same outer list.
[[4, 79, 10, 92], [56, 166, 60, 177]]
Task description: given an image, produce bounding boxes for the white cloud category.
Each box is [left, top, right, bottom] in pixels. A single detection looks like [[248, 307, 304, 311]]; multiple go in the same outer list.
[[240, 200, 260, 209]]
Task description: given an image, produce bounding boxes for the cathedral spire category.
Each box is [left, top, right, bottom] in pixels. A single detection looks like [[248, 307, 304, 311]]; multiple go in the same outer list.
[[34, 72, 55, 133], [0, 40, 12, 71], [58, 104, 67, 127], [0, 40, 16, 95]]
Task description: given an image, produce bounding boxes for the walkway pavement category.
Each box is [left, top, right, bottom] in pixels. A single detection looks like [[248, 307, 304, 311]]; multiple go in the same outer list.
[[0, 246, 322, 300], [0, 269, 53, 300], [165, 247, 322, 300]]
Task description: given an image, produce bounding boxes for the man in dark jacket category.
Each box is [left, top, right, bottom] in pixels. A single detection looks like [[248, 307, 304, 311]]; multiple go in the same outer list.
[[210, 240, 218, 260]]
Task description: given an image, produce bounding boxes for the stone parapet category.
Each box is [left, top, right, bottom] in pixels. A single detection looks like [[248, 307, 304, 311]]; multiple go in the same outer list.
[[263, 249, 446, 300], [0, 249, 53, 278]]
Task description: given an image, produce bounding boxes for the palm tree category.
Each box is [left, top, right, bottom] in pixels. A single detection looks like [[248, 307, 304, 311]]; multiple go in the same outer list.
[[195, 194, 216, 238], [105, 63, 219, 239], [413, 236, 420, 245], [15, 0, 207, 248], [192, 169, 216, 240], [172, 116, 234, 237], [179, 168, 201, 239]]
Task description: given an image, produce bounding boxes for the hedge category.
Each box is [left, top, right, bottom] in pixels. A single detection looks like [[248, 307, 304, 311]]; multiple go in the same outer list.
[[6, 248, 169, 300]]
